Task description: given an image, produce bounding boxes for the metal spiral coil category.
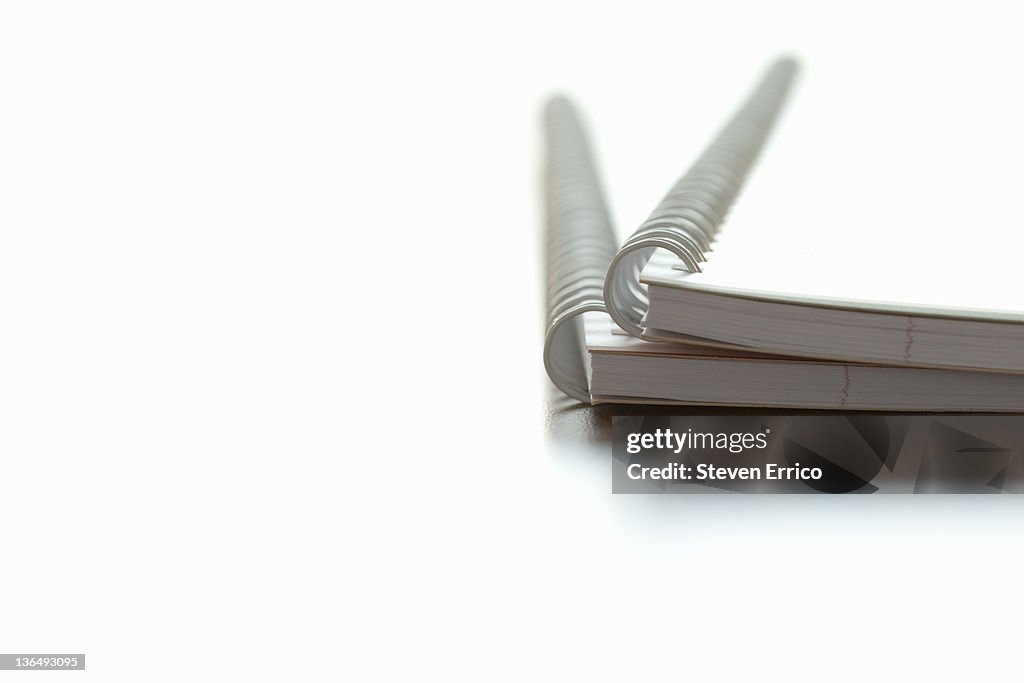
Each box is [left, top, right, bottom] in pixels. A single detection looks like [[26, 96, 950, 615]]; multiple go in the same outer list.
[[542, 96, 618, 403], [604, 58, 799, 338]]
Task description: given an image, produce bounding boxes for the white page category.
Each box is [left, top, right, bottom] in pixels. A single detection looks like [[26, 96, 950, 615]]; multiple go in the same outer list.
[[642, 57, 1024, 316]]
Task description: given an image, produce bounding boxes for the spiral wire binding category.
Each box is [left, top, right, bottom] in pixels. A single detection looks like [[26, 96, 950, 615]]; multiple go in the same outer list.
[[604, 58, 799, 338], [542, 96, 619, 403]]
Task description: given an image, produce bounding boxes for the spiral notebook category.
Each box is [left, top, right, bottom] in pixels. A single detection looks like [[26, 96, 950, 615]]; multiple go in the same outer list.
[[543, 58, 1024, 410]]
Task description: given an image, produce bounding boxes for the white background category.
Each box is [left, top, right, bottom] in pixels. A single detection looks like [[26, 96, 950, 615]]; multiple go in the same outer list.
[[2, 1, 1023, 680]]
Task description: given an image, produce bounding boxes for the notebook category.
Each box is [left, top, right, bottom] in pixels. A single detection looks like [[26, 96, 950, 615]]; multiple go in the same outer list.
[[543, 58, 1024, 409]]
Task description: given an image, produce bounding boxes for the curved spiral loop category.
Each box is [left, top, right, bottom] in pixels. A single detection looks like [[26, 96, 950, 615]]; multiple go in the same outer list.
[[604, 58, 799, 337]]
